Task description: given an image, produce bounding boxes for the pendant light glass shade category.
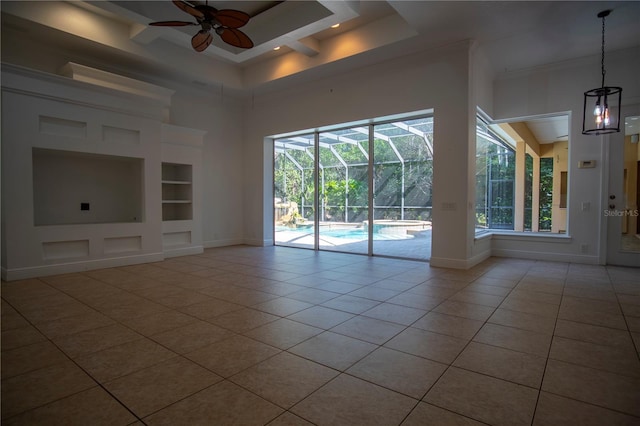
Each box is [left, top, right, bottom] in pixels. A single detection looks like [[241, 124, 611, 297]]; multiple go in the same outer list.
[[582, 10, 622, 135], [583, 86, 622, 135]]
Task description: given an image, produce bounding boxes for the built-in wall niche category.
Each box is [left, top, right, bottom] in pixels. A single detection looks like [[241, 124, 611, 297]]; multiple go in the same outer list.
[[32, 148, 143, 226], [162, 163, 192, 221]]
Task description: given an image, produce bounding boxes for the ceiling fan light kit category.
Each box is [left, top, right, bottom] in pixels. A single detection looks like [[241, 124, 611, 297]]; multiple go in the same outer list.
[[582, 9, 622, 135], [149, 0, 254, 50]]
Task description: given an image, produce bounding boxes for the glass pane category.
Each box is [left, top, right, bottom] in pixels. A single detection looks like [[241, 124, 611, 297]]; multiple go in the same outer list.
[[524, 154, 533, 231], [539, 157, 553, 231], [318, 128, 369, 255], [372, 117, 433, 260], [476, 117, 515, 231], [274, 134, 315, 249], [489, 180, 514, 229], [620, 116, 640, 252]]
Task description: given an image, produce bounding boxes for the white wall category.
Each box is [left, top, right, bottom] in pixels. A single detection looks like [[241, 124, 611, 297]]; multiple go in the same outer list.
[[169, 90, 245, 247], [244, 41, 483, 267], [492, 46, 640, 263], [471, 44, 495, 118], [468, 43, 495, 264]]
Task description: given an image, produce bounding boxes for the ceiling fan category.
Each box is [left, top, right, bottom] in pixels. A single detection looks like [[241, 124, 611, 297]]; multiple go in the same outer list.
[[149, 0, 253, 51]]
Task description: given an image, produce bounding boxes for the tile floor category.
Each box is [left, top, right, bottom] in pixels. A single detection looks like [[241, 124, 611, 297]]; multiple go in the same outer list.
[[2, 245, 640, 425]]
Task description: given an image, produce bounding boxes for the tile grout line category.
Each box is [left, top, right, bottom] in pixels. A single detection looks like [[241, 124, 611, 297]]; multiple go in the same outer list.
[[533, 264, 640, 421], [0, 286, 148, 425], [3, 251, 639, 425], [607, 267, 640, 360], [528, 265, 568, 426], [398, 262, 538, 425]]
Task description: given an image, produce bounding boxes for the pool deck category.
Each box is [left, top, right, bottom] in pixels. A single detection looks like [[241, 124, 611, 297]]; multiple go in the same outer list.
[[275, 227, 432, 261]]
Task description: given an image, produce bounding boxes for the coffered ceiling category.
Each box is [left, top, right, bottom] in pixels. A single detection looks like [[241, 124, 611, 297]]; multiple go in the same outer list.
[[1, 1, 639, 95]]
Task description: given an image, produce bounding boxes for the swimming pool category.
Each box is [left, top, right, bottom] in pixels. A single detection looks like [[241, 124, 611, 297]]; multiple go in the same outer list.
[[275, 226, 413, 240]]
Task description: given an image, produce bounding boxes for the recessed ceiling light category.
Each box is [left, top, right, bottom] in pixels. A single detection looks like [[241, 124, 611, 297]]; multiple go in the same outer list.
[[331, 23, 340, 29], [273, 46, 281, 51]]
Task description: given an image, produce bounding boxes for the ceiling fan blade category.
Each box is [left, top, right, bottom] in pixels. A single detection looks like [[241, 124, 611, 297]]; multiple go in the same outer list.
[[172, 0, 204, 20], [215, 9, 251, 28], [191, 30, 213, 52], [219, 28, 254, 49], [149, 21, 196, 27]]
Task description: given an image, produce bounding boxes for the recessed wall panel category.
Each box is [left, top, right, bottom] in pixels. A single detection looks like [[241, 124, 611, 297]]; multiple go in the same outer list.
[[39, 116, 87, 139], [163, 231, 191, 247], [102, 125, 140, 145], [42, 240, 89, 260], [104, 236, 142, 254]]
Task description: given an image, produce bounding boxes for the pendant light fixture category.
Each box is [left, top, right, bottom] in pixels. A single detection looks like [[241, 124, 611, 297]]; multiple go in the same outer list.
[[582, 10, 622, 135]]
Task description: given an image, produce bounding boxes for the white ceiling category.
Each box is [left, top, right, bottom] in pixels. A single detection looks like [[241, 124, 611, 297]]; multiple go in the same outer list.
[[1, 1, 639, 95], [526, 116, 569, 144]]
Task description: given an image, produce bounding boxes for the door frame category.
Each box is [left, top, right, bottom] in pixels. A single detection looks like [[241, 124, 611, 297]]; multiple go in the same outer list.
[[602, 103, 640, 266]]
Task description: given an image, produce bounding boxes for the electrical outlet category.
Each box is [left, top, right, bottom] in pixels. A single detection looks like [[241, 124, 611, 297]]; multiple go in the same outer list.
[[578, 160, 596, 168], [80, 203, 90, 211], [442, 202, 457, 211], [580, 244, 589, 254]]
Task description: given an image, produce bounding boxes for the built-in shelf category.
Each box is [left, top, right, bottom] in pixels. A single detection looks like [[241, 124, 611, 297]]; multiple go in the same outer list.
[[161, 180, 191, 185], [162, 163, 192, 221], [161, 127, 203, 256], [1, 64, 208, 280]]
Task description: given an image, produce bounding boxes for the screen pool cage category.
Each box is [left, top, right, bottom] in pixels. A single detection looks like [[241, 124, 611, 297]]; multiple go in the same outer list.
[[274, 116, 434, 228]]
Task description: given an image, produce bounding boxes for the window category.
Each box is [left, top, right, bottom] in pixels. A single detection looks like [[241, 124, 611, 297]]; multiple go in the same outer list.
[[476, 117, 515, 230], [476, 113, 569, 234]]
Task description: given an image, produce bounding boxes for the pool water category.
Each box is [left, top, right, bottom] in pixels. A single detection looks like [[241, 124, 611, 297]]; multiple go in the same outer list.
[[276, 226, 412, 240]]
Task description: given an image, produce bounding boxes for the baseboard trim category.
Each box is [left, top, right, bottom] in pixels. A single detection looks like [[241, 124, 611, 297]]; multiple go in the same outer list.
[[467, 250, 492, 269], [203, 238, 244, 248], [491, 249, 601, 264], [429, 256, 472, 269], [163, 245, 204, 258], [1, 252, 165, 281], [242, 238, 273, 247]]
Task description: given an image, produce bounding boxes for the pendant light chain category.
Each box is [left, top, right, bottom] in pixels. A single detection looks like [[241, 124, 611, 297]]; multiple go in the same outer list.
[[601, 13, 606, 88], [582, 9, 622, 135]]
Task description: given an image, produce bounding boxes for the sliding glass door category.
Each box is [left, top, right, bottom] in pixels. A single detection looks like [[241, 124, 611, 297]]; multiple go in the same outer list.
[[317, 128, 369, 255], [274, 114, 433, 261], [372, 119, 433, 259], [274, 133, 315, 249]]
